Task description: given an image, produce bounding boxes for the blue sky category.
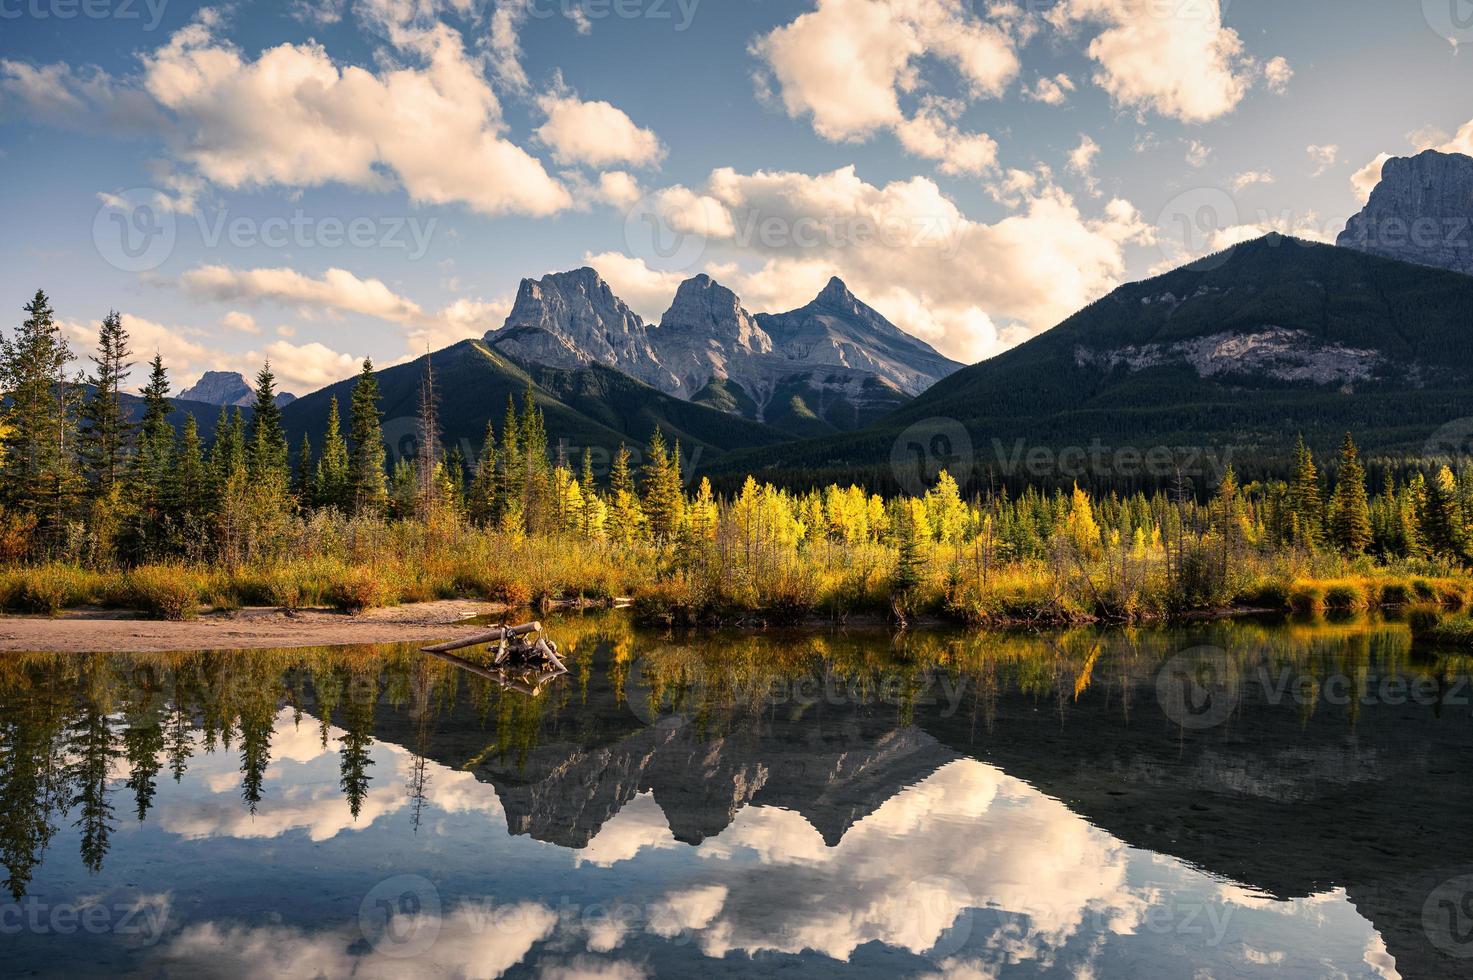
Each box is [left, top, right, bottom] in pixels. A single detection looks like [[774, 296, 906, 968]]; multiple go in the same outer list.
[[1, 0, 1471, 395]]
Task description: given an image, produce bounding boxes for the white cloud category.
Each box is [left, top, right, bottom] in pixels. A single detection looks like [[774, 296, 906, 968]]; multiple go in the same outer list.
[[1231, 170, 1274, 191], [750, 0, 1019, 173], [1067, 135, 1101, 196], [536, 91, 664, 169], [178, 264, 510, 358], [1350, 153, 1392, 203], [1263, 56, 1293, 94], [1024, 73, 1075, 105], [221, 311, 259, 335], [1307, 143, 1339, 176], [1185, 140, 1212, 168], [136, 20, 570, 216], [1048, 0, 1257, 123], [603, 165, 1153, 362], [540, 958, 648, 980], [154, 903, 555, 980]]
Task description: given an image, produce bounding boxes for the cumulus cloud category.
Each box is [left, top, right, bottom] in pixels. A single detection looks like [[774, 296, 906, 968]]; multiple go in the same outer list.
[[1048, 0, 1261, 123], [1231, 170, 1274, 191], [1307, 143, 1339, 176], [1023, 73, 1075, 105], [750, 0, 1020, 173], [1067, 135, 1102, 196], [1263, 56, 1293, 94], [136, 21, 570, 217], [536, 91, 664, 168], [1184, 140, 1212, 168], [221, 311, 259, 335], [62, 314, 357, 395], [1350, 153, 1393, 203], [177, 264, 510, 354], [603, 165, 1152, 361]]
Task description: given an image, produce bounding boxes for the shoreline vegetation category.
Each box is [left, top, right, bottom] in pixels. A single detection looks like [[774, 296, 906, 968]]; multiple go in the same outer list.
[[1, 290, 1472, 641]]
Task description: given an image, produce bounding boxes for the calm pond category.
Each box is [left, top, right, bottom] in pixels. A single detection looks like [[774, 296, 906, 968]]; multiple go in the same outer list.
[[2, 613, 1472, 978]]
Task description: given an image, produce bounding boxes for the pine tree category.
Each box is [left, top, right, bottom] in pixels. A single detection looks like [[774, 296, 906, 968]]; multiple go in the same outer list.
[[314, 396, 350, 511], [0, 290, 83, 540], [1419, 465, 1466, 561], [467, 422, 497, 526], [1328, 433, 1372, 554], [171, 414, 209, 518], [1288, 435, 1324, 548], [295, 432, 314, 500], [79, 311, 133, 494], [347, 358, 387, 514], [416, 355, 440, 519], [642, 428, 684, 543], [245, 363, 289, 481]]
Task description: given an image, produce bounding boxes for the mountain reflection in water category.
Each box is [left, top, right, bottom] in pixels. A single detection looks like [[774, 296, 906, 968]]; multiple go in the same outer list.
[[1, 613, 1470, 978]]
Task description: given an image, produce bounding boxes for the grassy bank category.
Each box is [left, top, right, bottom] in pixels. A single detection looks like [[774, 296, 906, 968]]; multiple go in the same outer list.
[[1, 519, 1469, 626]]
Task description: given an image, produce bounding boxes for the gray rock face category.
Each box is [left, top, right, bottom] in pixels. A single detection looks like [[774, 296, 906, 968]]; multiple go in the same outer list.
[[1337, 149, 1473, 275], [488, 267, 679, 392], [485, 267, 962, 432], [179, 371, 296, 407]]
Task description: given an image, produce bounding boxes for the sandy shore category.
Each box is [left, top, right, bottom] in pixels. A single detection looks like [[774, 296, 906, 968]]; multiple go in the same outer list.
[[0, 601, 512, 654]]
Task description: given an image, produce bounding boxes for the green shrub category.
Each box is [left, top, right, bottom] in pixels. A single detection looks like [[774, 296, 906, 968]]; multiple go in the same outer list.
[[328, 569, 390, 615], [126, 566, 200, 620], [1288, 582, 1325, 614]]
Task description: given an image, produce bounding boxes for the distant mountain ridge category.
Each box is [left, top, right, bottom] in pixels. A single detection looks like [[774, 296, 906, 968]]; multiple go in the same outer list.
[[485, 267, 961, 437], [1338, 149, 1473, 276], [180, 371, 296, 408], [709, 235, 1473, 489]]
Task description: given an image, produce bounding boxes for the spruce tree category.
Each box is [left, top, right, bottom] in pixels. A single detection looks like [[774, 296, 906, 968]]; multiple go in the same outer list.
[[0, 290, 83, 538], [1419, 465, 1466, 561], [1328, 433, 1372, 554], [1288, 435, 1324, 548], [245, 363, 289, 481], [79, 311, 133, 494], [295, 432, 314, 499], [642, 428, 684, 543], [347, 358, 387, 514], [467, 422, 497, 526], [314, 396, 350, 511], [171, 414, 208, 518]]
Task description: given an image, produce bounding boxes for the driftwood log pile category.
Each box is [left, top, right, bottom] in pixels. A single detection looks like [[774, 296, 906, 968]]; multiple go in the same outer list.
[[421, 622, 568, 694]]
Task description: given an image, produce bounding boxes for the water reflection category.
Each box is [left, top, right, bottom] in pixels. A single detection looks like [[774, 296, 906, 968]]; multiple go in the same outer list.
[[1, 614, 1470, 977]]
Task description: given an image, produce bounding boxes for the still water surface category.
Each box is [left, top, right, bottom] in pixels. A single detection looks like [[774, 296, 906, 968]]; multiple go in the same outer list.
[[2, 613, 1472, 978]]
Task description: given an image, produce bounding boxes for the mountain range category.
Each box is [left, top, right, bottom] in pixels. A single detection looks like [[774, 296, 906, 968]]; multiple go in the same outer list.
[[486, 269, 961, 437], [260, 150, 1473, 488]]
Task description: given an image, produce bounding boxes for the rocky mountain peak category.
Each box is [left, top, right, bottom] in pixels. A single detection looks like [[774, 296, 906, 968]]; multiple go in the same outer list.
[[179, 371, 296, 408], [815, 276, 857, 308], [1337, 149, 1473, 276], [660, 275, 772, 355]]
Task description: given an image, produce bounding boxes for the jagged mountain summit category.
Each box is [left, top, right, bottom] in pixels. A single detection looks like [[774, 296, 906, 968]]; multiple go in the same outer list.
[[179, 371, 296, 408], [485, 268, 962, 437], [1337, 149, 1473, 276]]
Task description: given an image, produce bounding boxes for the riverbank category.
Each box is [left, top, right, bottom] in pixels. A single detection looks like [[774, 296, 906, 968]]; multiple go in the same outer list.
[[0, 600, 509, 653]]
